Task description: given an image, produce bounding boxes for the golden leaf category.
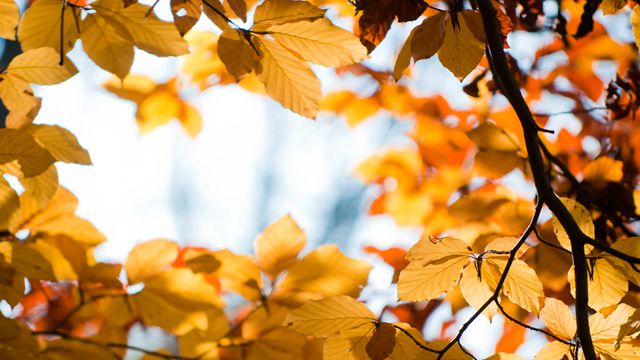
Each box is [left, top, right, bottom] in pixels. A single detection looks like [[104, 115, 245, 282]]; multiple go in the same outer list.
[[459, 263, 498, 320], [81, 13, 134, 80], [366, 323, 396, 360], [540, 298, 576, 341], [31, 239, 78, 281], [552, 197, 595, 253], [18, 0, 79, 53], [0, 241, 55, 280], [171, 0, 202, 36], [0, 177, 19, 229], [283, 295, 376, 337], [568, 259, 627, 311], [410, 12, 447, 61], [228, 0, 247, 21], [438, 11, 485, 80], [253, 0, 326, 31], [589, 303, 636, 340], [93, 0, 189, 57], [0, 0, 19, 40], [0, 128, 54, 178], [583, 157, 623, 186], [534, 341, 573, 360], [22, 165, 59, 209], [323, 325, 373, 360], [0, 74, 39, 116], [218, 28, 260, 80], [6, 47, 77, 85], [254, 214, 306, 279], [393, 29, 414, 81], [397, 254, 468, 301], [267, 18, 367, 67], [610, 237, 640, 286], [486, 257, 544, 314], [255, 37, 322, 118], [25, 124, 91, 165], [274, 244, 371, 305], [213, 249, 263, 301], [125, 239, 180, 284]]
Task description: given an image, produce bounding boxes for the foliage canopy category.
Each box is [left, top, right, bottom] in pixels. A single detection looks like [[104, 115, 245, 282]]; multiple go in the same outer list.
[[2, 0, 640, 359]]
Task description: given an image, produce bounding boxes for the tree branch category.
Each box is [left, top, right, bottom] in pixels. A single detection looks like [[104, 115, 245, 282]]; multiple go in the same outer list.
[[476, 0, 597, 357]]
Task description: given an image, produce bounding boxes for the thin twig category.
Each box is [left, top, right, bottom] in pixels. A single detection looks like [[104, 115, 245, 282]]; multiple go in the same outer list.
[[532, 106, 608, 117], [495, 300, 574, 345], [59, 0, 67, 65], [392, 324, 440, 353]]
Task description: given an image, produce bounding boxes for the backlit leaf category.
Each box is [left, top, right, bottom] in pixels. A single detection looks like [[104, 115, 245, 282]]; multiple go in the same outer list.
[[0, 0, 18, 40], [254, 214, 306, 279], [552, 197, 594, 252], [81, 13, 134, 80], [438, 11, 485, 80], [253, 0, 326, 31], [0, 128, 54, 178], [125, 239, 180, 284], [283, 295, 376, 337], [540, 298, 576, 341]]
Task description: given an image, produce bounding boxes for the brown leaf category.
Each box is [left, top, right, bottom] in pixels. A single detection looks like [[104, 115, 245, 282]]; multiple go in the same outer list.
[[365, 322, 396, 360]]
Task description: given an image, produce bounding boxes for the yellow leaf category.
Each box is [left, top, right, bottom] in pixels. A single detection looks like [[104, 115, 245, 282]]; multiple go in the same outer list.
[[0, 0, 18, 40], [459, 263, 498, 320], [81, 13, 134, 80], [366, 323, 396, 360], [602, 0, 627, 14], [486, 257, 544, 314], [255, 37, 322, 118], [467, 122, 520, 152], [18, 0, 79, 53], [34, 215, 107, 245], [610, 237, 640, 286], [410, 12, 447, 61], [31, 239, 77, 281], [7, 48, 77, 85], [183, 249, 220, 273], [473, 150, 522, 179], [0, 241, 55, 280], [389, 323, 421, 360], [103, 74, 156, 103], [178, 309, 229, 359], [254, 214, 306, 279], [22, 164, 59, 209], [5, 97, 41, 129], [218, 28, 260, 80], [552, 197, 594, 253], [202, 0, 231, 30], [125, 239, 179, 284], [214, 249, 263, 301], [267, 18, 367, 67], [568, 259, 627, 311], [171, 0, 202, 36], [616, 309, 640, 344], [438, 11, 485, 80], [274, 244, 371, 305], [228, 0, 247, 21], [242, 303, 308, 360], [93, 0, 189, 57], [417, 339, 471, 359], [283, 295, 376, 337], [393, 30, 413, 81], [323, 325, 373, 360], [397, 254, 468, 301], [632, 6, 640, 49], [253, 0, 326, 31], [589, 303, 636, 340], [534, 341, 573, 360], [25, 124, 91, 165], [583, 157, 623, 185], [594, 342, 640, 360], [0, 177, 19, 230], [0, 128, 54, 178], [540, 298, 576, 341], [132, 268, 224, 335], [0, 74, 39, 116], [398, 236, 470, 301]]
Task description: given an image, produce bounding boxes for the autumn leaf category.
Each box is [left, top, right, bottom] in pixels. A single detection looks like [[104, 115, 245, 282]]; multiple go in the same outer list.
[[0, 0, 19, 40], [125, 239, 180, 284], [397, 237, 471, 301], [254, 214, 306, 280], [18, 0, 79, 53], [0, 128, 55, 178], [25, 125, 91, 165], [217, 28, 260, 80], [283, 295, 376, 337], [552, 197, 594, 253], [171, 0, 202, 36], [81, 13, 134, 80], [267, 18, 368, 67], [255, 37, 322, 118], [252, 0, 326, 31], [438, 11, 486, 80]]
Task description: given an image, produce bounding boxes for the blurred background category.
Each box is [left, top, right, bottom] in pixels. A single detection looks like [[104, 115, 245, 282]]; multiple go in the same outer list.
[[6, 0, 625, 357]]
